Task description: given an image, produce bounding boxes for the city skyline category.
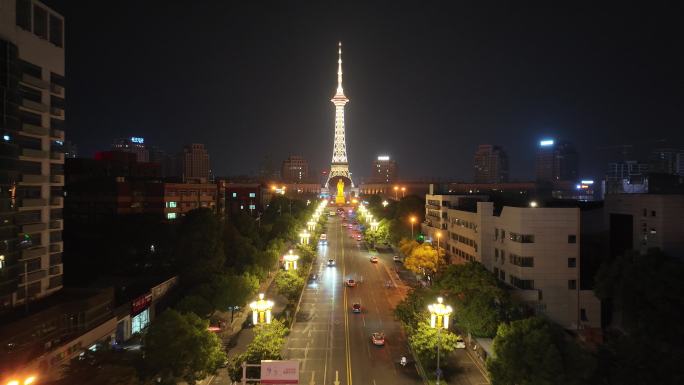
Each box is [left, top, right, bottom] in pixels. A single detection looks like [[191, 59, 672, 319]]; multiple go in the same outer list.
[[43, 1, 683, 180]]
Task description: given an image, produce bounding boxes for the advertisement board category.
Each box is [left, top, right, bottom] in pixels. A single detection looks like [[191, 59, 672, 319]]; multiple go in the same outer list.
[[261, 360, 299, 384]]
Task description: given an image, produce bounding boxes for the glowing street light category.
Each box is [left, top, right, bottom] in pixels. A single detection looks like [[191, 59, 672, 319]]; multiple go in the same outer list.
[[307, 221, 316, 231], [283, 249, 300, 270], [382, 200, 389, 208], [5, 376, 37, 385], [299, 230, 311, 245], [428, 297, 453, 385], [401, 186, 406, 197], [394, 186, 399, 200], [250, 293, 274, 325], [529, 201, 538, 208], [410, 216, 417, 239], [370, 220, 379, 231], [436, 231, 442, 253]]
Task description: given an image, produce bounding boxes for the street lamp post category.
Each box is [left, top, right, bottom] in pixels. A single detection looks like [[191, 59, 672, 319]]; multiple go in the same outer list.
[[394, 186, 399, 200], [283, 249, 300, 271], [250, 293, 274, 325], [410, 216, 416, 239], [436, 231, 441, 254], [401, 186, 406, 198], [428, 297, 453, 385], [299, 230, 310, 245]]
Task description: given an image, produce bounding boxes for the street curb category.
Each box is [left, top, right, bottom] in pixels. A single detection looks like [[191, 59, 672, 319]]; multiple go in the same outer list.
[[290, 250, 315, 330]]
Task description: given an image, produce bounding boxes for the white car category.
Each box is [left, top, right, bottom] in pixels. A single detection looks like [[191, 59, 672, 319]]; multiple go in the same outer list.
[[392, 256, 402, 263], [369, 256, 379, 263], [456, 337, 466, 349], [327, 259, 336, 267]]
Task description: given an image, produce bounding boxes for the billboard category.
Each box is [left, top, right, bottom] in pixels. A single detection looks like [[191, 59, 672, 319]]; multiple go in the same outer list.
[[261, 360, 299, 384]]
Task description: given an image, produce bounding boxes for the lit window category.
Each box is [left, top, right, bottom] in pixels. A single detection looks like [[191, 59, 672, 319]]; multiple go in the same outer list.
[[167, 213, 177, 220], [240, 205, 244, 210], [168, 201, 177, 208], [249, 204, 256, 210], [232, 192, 237, 198], [0, 255, 4, 270], [249, 192, 256, 198]]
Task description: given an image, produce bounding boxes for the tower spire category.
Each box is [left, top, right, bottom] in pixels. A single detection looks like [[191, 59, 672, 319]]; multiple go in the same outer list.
[[336, 41, 344, 95]]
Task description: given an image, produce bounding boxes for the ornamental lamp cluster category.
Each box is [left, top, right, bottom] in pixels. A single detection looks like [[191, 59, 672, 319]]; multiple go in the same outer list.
[[250, 293, 274, 325], [283, 249, 300, 271], [428, 296, 453, 329]]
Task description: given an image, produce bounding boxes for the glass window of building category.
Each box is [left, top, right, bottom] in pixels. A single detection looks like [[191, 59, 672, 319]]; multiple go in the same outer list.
[[49, 14, 63, 47], [33, 5, 48, 39]]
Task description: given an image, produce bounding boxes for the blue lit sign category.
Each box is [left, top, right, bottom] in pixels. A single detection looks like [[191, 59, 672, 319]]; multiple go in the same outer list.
[[580, 180, 594, 185], [540, 140, 554, 146], [131, 137, 145, 144]]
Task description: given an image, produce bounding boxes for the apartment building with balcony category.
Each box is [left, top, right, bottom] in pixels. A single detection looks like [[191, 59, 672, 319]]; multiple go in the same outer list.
[[422, 194, 603, 332], [0, 0, 65, 312]]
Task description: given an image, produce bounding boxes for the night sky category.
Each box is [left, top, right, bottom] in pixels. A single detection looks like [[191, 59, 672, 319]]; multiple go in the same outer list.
[[45, 1, 684, 181]]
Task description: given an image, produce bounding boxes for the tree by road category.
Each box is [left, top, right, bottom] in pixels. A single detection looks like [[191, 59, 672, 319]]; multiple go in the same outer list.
[[228, 319, 289, 381], [144, 310, 226, 385], [60, 347, 146, 385], [404, 243, 441, 275], [487, 316, 594, 385], [275, 270, 305, 303], [409, 320, 460, 362], [173, 208, 225, 285]]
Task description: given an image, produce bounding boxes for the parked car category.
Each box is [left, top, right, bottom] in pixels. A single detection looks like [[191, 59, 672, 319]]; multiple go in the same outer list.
[[456, 337, 466, 349]]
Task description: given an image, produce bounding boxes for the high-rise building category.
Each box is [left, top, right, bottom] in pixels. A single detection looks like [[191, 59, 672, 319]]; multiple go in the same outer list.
[[535, 139, 578, 182], [180, 143, 210, 182], [370, 155, 397, 183], [281, 155, 309, 183], [148, 146, 177, 178], [0, 0, 65, 311], [112, 136, 149, 162], [473, 145, 509, 183], [649, 147, 683, 175]]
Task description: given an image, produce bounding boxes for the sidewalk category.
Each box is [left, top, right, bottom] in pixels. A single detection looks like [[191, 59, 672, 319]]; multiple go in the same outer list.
[[385, 245, 490, 385]]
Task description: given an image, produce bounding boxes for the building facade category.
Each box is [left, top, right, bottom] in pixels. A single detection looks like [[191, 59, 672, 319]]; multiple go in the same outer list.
[[649, 147, 683, 175], [281, 155, 309, 183], [535, 139, 578, 182], [604, 194, 684, 259], [370, 155, 397, 183], [0, 0, 65, 311], [111, 137, 148, 162], [473, 145, 508, 183], [422, 194, 602, 331], [180, 143, 210, 183]]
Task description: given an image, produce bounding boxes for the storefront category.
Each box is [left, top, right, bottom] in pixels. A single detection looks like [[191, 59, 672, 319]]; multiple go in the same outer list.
[[131, 293, 152, 334]]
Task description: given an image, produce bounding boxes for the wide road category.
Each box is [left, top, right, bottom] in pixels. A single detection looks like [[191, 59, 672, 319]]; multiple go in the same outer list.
[[285, 214, 423, 385]]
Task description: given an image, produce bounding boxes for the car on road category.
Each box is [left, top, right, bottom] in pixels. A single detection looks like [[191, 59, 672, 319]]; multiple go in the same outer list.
[[456, 337, 466, 349], [310, 273, 318, 281], [352, 303, 362, 313], [392, 255, 402, 263], [369, 256, 379, 263], [356, 235, 362, 241], [371, 332, 385, 346], [327, 259, 336, 267], [319, 234, 327, 245], [345, 279, 356, 287]]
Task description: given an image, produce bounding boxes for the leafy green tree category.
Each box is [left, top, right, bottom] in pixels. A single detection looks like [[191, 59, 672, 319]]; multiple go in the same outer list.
[[487, 317, 595, 385], [435, 263, 516, 337], [175, 294, 214, 318], [409, 320, 460, 362], [394, 288, 430, 331], [60, 347, 145, 385], [275, 270, 305, 303], [224, 221, 259, 273], [593, 249, 684, 384], [173, 208, 225, 285], [144, 310, 226, 385], [228, 319, 289, 381]]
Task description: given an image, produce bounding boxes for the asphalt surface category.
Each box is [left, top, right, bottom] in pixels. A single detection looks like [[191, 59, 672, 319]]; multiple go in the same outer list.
[[284, 215, 423, 385]]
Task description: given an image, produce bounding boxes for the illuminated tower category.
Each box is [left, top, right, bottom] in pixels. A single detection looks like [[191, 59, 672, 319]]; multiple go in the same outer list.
[[326, 42, 353, 188]]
